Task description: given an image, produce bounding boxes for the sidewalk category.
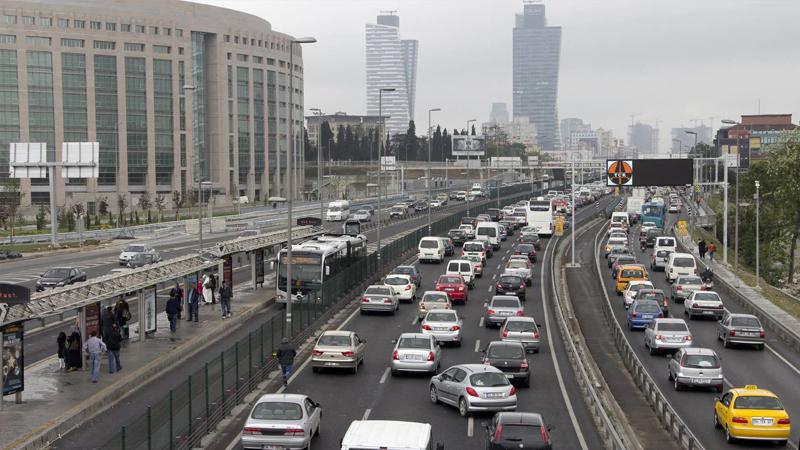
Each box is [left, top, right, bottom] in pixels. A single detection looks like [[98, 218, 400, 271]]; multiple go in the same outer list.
[[0, 281, 274, 450]]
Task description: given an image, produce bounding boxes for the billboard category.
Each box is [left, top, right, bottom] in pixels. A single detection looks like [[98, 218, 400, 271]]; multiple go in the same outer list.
[[606, 159, 693, 186], [380, 156, 397, 171], [452, 135, 486, 156], [9, 143, 47, 178], [1, 322, 24, 396], [61, 142, 99, 178]]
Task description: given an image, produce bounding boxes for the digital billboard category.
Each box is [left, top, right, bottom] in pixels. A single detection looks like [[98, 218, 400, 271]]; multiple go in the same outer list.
[[606, 159, 693, 186], [451, 135, 486, 157]]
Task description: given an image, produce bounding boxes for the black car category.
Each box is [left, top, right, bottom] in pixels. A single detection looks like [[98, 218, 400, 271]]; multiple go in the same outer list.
[[496, 274, 526, 300], [414, 201, 428, 212], [36, 267, 87, 291], [499, 221, 515, 236], [448, 229, 467, 246], [487, 208, 502, 222], [514, 243, 537, 263], [645, 228, 664, 248], [391, 265, 422, 287], [481, 341, 530, 387], [520, 233, 541, 250], [484, 412, 553, 450]]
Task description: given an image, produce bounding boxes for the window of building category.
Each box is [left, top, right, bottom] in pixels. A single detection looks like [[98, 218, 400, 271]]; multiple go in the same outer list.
[[279, 60, 286, 68], [106, 22, 116, 31], [40, 17, 52, 27], [94, 54, 118, 185], [149, 26, 158, 35], [124, 42, 145, 52], [74, 19, 85, 29], [253, 56, 262, 64], [121, 23, 131, 32], [153, 45, 170, 54], [267, 58, 275, 66], [57, 18, 69, 28], [23, 16, 35, 25], [178, 47, 184, 55], [164, 27, 171, 36], [90, 21, 101, 30], [234, 36, 239, 44], [176, 28, 183, 37], [227, 52, 231, 60], [61, 38, 84, 48], [224, 35, 230, 43], [26, 36, 51, 46], [3, 15, 16, 25], [237, 54, 247, 62], [0, 35, 16, 44], [93, 40, 115, 50], [258, 39, 262, 47], [135, 25, 145, 33]]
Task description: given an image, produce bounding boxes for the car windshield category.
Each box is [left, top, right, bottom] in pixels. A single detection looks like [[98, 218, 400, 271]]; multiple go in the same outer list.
[[365, 287, 391, 295], [617, 256, 636, 264], [693, 292, 721, 302], [398, 337, 431, 349], [505, 320, 535, 332], [426, 312, 456, 322], [492, 298, 520, 308], [317, 335, 351, 346], [678, 277, 702, 285], [621, 269, 644, 278], [507, 261, 527, 269], [500, 275, 522, 284], [517, 244, 534, 252], [657, 239, 675, 247], [449, 230, 465, 237], [125, 245, 145, 252], [658, 322, 688, 332], [44, 268, 71, 278], [393, 267, 414, 275], [683, 354, 719, 369], [464, 243, 483, 252], [629, 284, 650, 293], [634, 302, 661, 313], [731, 316, 761, 327], [656, 250, 671, 258], [487, 345, 524, 359], [470, 372, 510, 387], [439, 276, 462, 284], [384, 277, 409, 286], [251, 402, 303, 421], [673, 258, 694, 268], [733, 396, 784, 410], [420, 240, 439, 248]]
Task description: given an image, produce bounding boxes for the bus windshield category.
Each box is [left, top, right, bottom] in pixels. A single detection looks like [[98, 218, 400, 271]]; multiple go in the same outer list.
[[277, 252, 322, 286]]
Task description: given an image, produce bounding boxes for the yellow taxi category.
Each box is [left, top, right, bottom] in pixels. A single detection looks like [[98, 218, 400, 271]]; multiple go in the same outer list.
[[714, 385, 791, 445], [616, 264, 648, 295]]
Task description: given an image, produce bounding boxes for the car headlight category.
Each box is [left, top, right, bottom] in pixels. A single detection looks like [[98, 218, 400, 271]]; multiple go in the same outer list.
[[56, 281, 66, 286]]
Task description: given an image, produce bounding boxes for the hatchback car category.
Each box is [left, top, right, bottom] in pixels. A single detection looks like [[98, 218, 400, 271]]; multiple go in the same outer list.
[[383, 274, 417, 303], [644, 318, 692, 354], [390, 265, 421, 288], [616, 264, 648, 295], [481, 341, 531, 387], [651, 249, 673, 272], [495, 274, 527, 300], [417, 291, 452, 320], [421, 309, 463, 346], [391, 333, 441, 375], [684, 291, 724, 320], [485, 296, 525, 327], [429, 364, 517, 417], [483, 412, 553, 450], [671, 275, 703, 303], [241, 393, 321, 450], [435, 274, 469, 303], [668, 347, 723, 392], [311, 331, 366, 373], [717, 313, 765, 350], [360, 285, 399, 314], [504, 260, 533, 286], [448, 229, 468, 246], [714, 385, 791, 445], [501, 317, 541, 353], [464, 254, 484, 278], [514, 244, 537, 263], [627, 300, 664, 330]]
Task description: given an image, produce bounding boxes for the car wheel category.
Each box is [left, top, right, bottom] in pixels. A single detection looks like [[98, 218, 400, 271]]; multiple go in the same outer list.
[[429, 386, 439, 404], [312, 366, 320, 373], [722, 336, 730, 348], [716, 385, 723, 393], [714, 412, 722, 429], [725, 427, 735, 443], [668, 369, 673, 381], [776, 440, 788, 447], [756, 344, 765, 351], [674, 378, 682, 391], [458, 397, 469, 417], [717, 331, 723, 341], [391, 368, 397, 376]]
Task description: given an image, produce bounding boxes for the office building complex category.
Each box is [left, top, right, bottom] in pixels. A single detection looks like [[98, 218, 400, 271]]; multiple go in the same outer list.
[[628, 122, 659, 154], [0, 0, 305, 210], [365, 13, 418, 137], [513, 2, 562, 151], [489, 102, 510, 124]]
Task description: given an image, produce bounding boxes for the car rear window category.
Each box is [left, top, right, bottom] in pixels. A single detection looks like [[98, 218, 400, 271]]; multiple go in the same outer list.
[[682, 354, 719, 369], [505, 321, 535, 332], [693, 292, 721, 302], [422, 293, 448, 302], [470, 372, 510, 387], [517, 244, 534, 252], [317, 335, 350, 346], [635, 302, 661, 313], [657, 322, 688, 332], [365, 286, 392, 295], [731, 316, 761, 327], [733, 396, 783, 410], [639, 291, 665, 302], [678, 276, 701, 284], [617, 256, 636, 264], [487, 344, 524, 359], [420, 240, 439, 248], [507, 261, 527, 269], [656, 250, 671, 258], [621, 269, 644, 278], [492, 298, 520, 308], [398, 337, 431, 349], [657, 238, 675, 247], [673, 257, 694, 268], [426, 312, 456, 322], [439, 276, 462, 284], [500, 275, 523, 284], [393, 267, 414, 275], [251, 402, 303, 420], [464, 243, 483, 252], [384, 277, 408, 286]]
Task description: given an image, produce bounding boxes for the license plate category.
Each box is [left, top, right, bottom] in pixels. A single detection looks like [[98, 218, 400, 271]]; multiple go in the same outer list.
[[500, 311, 512, 316], [692, 378, 711, 384], [505, 374, 514, 379], [741, 332, 758, 337], [324, 362, 339, 366], [404, 354, 424, 361], [752, 418, 774, 426], [702, 310, 714, 315], [666, 337, 682, 343], [445, 288, 454, 291], [435, 327, 448, 331], [265, 446, 286, 450], [643, 315, 653, 319], [485, 392, 504, 398]]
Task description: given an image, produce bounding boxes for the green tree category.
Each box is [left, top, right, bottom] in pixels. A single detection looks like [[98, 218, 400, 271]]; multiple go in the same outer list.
[[763, 130, 800, 283], [0, 178, 24, 242], [404, 120, 419, 161], [36, 204, 46, 230], [137, 192, 152, 223], [172, 190, 185, 220], [97, 196, 109, 223]]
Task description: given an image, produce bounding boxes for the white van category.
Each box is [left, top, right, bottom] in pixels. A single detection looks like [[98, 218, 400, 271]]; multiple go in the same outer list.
[[653, 236, 677, 255], [446, 259, 475, 288], [666, 252, 697, 283], [418, 237, 446, 263], [326, 200, 351, 221], [475, 222, 501, 249], [341, 420, 441, 450], [611, 212, 629, 228]]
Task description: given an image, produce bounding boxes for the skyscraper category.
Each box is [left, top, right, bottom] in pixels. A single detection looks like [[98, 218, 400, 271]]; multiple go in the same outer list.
[[513, 2, 562, 151], [629, 123, 659, 154], [490, 103, 510, 124], [366, 13, 418, 137]]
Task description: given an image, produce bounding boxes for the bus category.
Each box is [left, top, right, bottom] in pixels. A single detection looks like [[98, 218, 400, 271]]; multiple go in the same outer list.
[[640, 202, 665, 228], [276, 232, 367, 303], [527, 197, 555, 237]]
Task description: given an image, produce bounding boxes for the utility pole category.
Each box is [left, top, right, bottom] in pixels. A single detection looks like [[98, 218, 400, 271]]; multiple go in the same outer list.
[[376, 87, 395, 267], [427, 108, 440, 234]]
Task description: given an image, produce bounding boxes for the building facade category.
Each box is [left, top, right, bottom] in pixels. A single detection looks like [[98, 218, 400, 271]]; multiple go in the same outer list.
[[512, 2, 561, 151], [305, 113, 384, 148], [715, 114, 798, 167], [489, 102, 509, 124], [628, 122, 658, 154], [365, 13, 417, 138], [0, 0, 305, 211]]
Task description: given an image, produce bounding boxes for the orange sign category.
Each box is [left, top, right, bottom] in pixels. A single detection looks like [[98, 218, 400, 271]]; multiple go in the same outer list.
[[607, 160, 633, 186]]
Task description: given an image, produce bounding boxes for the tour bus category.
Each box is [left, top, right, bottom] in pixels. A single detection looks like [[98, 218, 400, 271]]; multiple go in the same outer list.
[[640, 202, 665, 229], [341, 420, 443, 450], [527, 197, 555, 237], [326, 200, 351, 221], [275, 232, 367, 303]]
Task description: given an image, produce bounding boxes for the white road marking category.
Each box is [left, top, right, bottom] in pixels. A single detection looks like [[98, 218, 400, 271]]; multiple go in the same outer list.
[[379, 367, 390, 384], [474, 339, 481, 352], [411, 316, 419, 325], [487, 286, 492, 293], [496, 263, 501, 270], [467, 416, 474, 436], [362, 408, 372, 420], [766, 344, 800, 377], [479, 317, 485, 327]]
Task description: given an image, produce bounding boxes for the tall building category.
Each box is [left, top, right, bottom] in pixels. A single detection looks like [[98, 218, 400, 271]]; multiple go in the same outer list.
[[490, 102, 509, 124], [560, 117, 587, 149], [512, 2, 562, 151], [0, 0, 305, 210], [628, 122, 658, 154], [365, 13, 417, 137], [715, 114, 798, 167]]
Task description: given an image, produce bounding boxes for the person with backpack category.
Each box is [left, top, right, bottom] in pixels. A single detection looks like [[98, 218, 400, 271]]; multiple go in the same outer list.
[[275, 338, 296, 386]]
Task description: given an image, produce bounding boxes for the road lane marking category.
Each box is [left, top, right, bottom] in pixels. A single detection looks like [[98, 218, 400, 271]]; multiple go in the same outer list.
[[379, 367, 390, 384], [362, 408, 372, 420], [479, 317, 484, 327], [496, 263, 501, 270], [467, 416, 474, 437], [474, 339, 481, 352], [766, 344, 800, 377], [487, 286, 492, 293], [411, 316, 418, 325]]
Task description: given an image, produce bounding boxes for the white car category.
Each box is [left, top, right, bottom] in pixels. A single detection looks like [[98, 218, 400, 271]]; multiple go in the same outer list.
[[429, 200, 442, 208], [352, 209, 372, 222], [459, 224, 475, 239], [623, 280, 654, 309], [118, 244, 155, 265], [241, 393, 321, 450], [504, 260, 533, 286], [684, 291, 724, 320], [384, 274, 417, 303]]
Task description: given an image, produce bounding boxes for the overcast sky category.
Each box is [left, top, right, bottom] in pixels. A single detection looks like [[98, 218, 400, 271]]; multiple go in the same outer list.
[[196, 0, 800, 150]]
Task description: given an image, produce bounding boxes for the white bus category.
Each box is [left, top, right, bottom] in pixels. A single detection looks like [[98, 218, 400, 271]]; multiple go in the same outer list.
[[527, 197, 555, 237], [275, 232, 367, 303], [326, 200, 351, 221]]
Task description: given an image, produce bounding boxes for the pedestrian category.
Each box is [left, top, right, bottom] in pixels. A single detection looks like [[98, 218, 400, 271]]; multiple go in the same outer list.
[[173, 282, 184, 319], [166, 291, 181, 340], [115, 297, 132, 340], [196, 276, 204, 304], [202, 273, 213, 305], [83, 331, 106, 383], [208, 273, 218, 304], [698, 239, 707, 260], [219, 280, 232, 319], [187, 286, 200, 322], [101, 306, 115, 342], [57, 331, 67, 370], [275, 338, 296, 386], [707, 242, 716, 261], [65, 327, 83, 372], [106, 324, 122, 373]]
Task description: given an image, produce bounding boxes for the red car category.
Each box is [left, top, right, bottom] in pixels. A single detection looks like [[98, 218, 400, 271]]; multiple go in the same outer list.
[[514, 243, 537, 263], [435, 274, 468, 303]]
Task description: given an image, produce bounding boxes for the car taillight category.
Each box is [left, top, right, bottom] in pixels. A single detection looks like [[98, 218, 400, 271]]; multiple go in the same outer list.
[[435, 284, 442, 290], [684, 335, 692, 341], [731, 417, 748, 424], [540, 423, 550, 443], [422, 324, 432, 330], [676, 285, 683, 291], [655, 334, 663, 341], [342, 351, 354, 357], [729, 330, 736, 337], [488, 309, 496, 315], [520, 359, 529, 370], [243, 427, 261, 435], [458, 286, 464, 291], [493, 423, 503, 441], [760, 330, 766, 338], [516, 310, 524, 316], [428, 351, 435, 361], [520, 284, 525, 290], [496, 283, 503, 289], [312, 350, 323, 356], [392, 350, 399, 360], [778, 418, 790, 425], [533, 331, 540, 339], [283, 428, 305, 436], [450, 325, 461, 331], [405, 285, 412, 290], [362, 297, 370, 303], [509, 386, 516, 396], [384, 298, 393, 304], [466, 387, 480, 397], [502, 330, 509, 338]]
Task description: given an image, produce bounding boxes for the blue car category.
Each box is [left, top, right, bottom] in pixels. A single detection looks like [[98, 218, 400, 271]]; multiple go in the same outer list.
[[627, 300, 663, 330]]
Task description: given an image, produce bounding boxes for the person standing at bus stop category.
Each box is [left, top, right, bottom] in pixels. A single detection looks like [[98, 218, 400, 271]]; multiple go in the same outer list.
[[83, 331, 106, 383], [166, 291, 181, 340], [219, 279, 232, 319]]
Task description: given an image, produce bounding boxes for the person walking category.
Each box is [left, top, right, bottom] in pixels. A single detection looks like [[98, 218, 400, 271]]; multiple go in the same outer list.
[[106, 324, 122, 373], [166, 291, 181, 341], [101, 306, 115, 342], [707, 242, 716, 261], [275, 338, 296, 386], [114, 297, 131, 340], [219, 280, 232, 319], [65, 327, 83, 372], [187, 286, 200, 322], [698, 239, 707, 260], [83, 331, 106, 383], [57, 331, 67, 370]]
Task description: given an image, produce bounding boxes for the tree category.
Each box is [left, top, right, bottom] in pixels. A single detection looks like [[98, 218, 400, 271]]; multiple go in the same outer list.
[[97, 196, 110, 223], [36, 204, 47, 231], [319, 121, 334, 161], [155, 193, 167, 222], [117, 194, 128, 226], [70, 203, 85, 232], [0, 178, 24, 242], [763, 130, 800, 284], [172, 190, 185, 221], [471, 124, 476, 136], [138, 192, 152, 223]]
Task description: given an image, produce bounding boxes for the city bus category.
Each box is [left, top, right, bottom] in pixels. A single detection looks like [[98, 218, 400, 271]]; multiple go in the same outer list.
[[276, 232, 367, 303], [640, 202, 665, 228], [527, 197, 555, 237]]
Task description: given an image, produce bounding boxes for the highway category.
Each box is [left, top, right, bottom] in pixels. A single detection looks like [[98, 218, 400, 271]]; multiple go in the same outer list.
[[571, 204, 800, 449], [219, 196, 612, 449]]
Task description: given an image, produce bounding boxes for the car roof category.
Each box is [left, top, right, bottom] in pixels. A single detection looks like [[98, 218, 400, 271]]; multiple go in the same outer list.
[[654, 318, 686, 324], [504, 316, 535, 323], [320, 330, 353, 337], [437, 274, 464, 282], [367, 284, 392, 290], [487, 340, 525, 349], [497, 412, 544, 425], [632, 300, 660, 307], [342, 421, 431, 448], [727, 313, 760, 321], [619, 264, 646, 270], [491, 295, 521, 302], [398, 332, 431, 339], [627, 280, 652, 287], [457, 364, 501, 373], [386, 274, 412, 280], [729, 385, 778, 398], [422, 290, 448, 296], [394, 265, 416, 271], [682, 347, 717, 356], [256, 393, 308, 404], [50, 266, 77, 270]]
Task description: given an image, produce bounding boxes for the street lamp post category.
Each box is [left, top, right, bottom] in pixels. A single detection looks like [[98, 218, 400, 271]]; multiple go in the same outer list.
[[755, 180, 760, 288], [309, 108, 324, 221], [685, 130, 697, 157], [427, 108, 441, 235], [376, 87, 396, 267], [285, 37, 316, 338]]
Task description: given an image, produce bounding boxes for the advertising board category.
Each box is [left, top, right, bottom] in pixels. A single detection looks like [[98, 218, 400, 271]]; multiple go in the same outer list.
[[452, 135, 486, 157]]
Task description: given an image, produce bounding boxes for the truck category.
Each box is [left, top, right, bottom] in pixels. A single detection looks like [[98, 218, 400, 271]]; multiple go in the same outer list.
[[626, 187, 648, 224]]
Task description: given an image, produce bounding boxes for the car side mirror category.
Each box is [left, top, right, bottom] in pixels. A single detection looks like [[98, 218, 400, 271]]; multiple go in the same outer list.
[[391, 339, 397, 344], [713, 396, 720, 403], [39, 273, 44, 277]]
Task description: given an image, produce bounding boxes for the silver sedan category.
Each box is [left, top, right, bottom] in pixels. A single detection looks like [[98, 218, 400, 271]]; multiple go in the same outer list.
[[360, 285, 399, 314], [391, 333, 441, 375], [311, 330, 366, 374], [429, 364, 517, 417], [485, 296, 524, 327], [421, 309, 463, 346], [717, 313, 765, 350], [241, 393, 321, 450]]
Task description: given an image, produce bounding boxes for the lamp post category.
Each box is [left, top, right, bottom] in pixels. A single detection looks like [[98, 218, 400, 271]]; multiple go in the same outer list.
[[285, 36, 316, 338], [309, 107, 324, 221], [376, 87, 396, 267], [755, 180, 760, 288], [722, 119, 752, 274], [427, 108, 441, 234]]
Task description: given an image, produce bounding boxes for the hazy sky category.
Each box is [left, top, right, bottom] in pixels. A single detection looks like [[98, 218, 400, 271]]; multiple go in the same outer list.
[[196, 0, 800, 150]]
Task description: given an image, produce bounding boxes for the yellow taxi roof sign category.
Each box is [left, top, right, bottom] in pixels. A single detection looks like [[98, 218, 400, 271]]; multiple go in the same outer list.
[[744, 385, 759, 390]]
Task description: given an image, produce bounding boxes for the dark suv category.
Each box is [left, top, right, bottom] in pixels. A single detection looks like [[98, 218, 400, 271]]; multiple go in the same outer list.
[[495, 274, 526, 300], [481, 341, 530, 387], [487, 208, 502, 222], [448, 229, 467, 246]]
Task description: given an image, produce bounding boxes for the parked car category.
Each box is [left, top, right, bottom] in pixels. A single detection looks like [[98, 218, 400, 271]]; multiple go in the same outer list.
[[485, 296, 525, 327], [626, 300, 664, 330], [435, 274, 469, 303], [717, 313, 765, 350], [429, 364, 517, 417], [644, 318, 693, 354], [360, 285, 399, 314], [311, 330, 366, 373], [668, 347, 723, 392], [35, 267, 87, 291], [390, 265, 421, 288], [0, 250, 22, 259], [391, 333, 441, 375], [481, 341, 530, 387], [383, 274, 417, 303], [421, 309, 463, 346], [500, 316, 541, 353], [684, 291, 724, 320], [418, 291, 452, 320], [240, 393, 321, 450], [495, 274, 526, 300], [118, 244, 155, 265]]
